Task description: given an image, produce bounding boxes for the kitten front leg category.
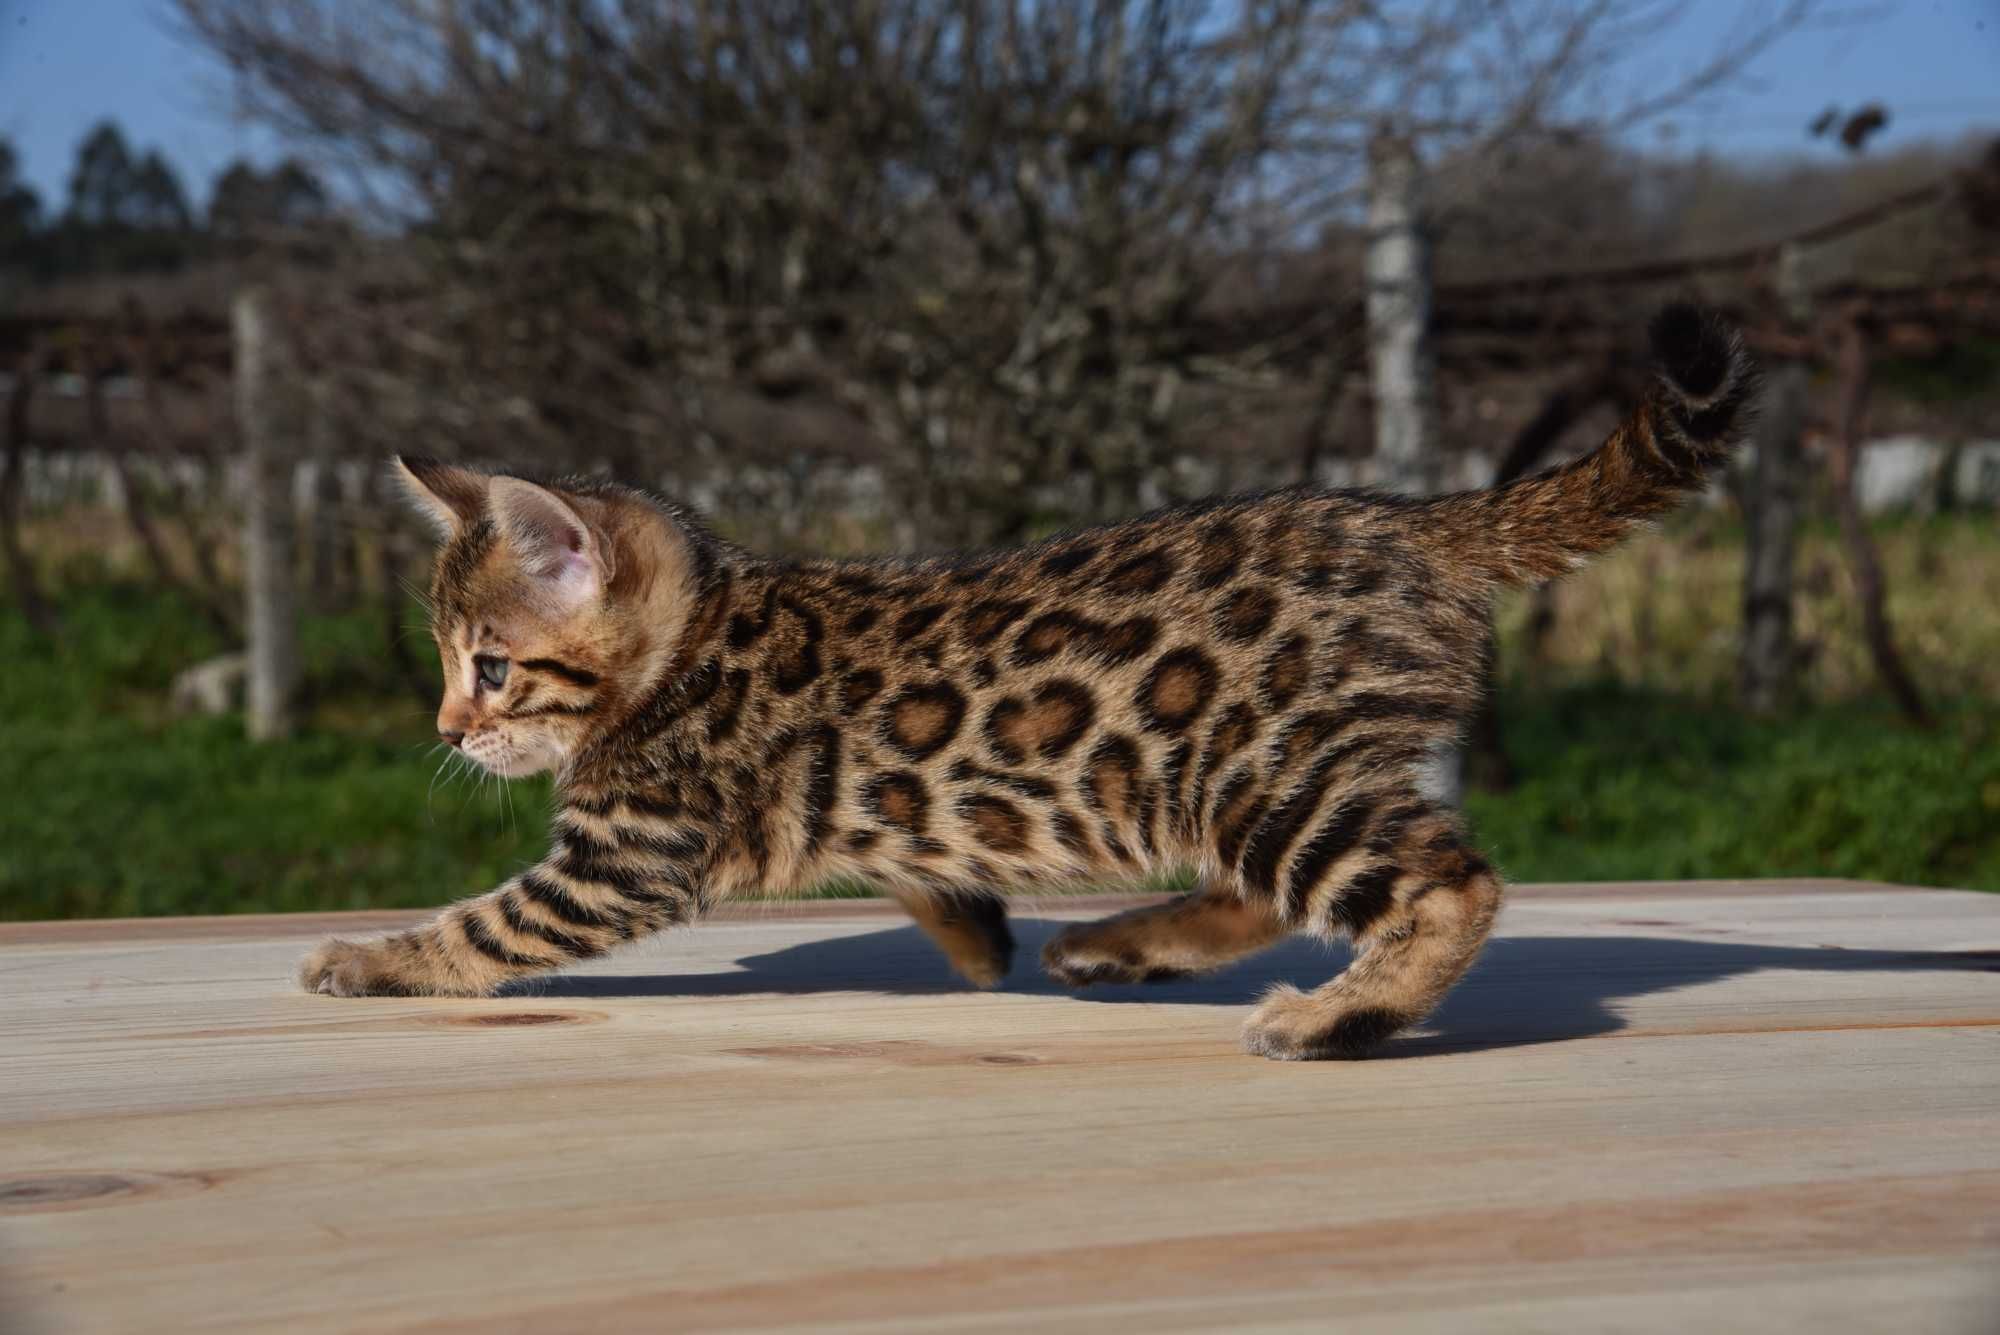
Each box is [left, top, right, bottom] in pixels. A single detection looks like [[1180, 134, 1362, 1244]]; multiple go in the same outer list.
[[302, 813, 707, 997], [299, 884, 608, 997], [302, 931, 468, 997]]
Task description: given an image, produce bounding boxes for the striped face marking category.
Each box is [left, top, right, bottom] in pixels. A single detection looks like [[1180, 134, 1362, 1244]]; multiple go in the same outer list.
[[434, 615, 605, 778]]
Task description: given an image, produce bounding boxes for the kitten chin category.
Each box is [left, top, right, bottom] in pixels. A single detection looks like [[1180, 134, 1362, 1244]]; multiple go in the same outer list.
[[473, 755, 553, 779], [463, 738, 564, 778]]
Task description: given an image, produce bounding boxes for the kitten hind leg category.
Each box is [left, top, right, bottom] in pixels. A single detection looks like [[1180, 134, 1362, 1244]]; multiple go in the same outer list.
[[896, 888, 1016, 988], [1042, 887, 1287, 986], [1240, 820, 1502, 1060]]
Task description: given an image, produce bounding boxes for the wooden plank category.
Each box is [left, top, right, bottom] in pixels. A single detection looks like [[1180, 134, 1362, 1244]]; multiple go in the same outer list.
[[2, 883, 1997, 1334], [0, 878, 1910, 947]]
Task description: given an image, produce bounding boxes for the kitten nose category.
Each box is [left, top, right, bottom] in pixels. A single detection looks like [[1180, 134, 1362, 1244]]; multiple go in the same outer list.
[[440, 729, 465, 749]]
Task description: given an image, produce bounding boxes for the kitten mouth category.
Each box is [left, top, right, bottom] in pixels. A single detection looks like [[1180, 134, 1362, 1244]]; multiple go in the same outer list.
[[463, 735, 557, 778]]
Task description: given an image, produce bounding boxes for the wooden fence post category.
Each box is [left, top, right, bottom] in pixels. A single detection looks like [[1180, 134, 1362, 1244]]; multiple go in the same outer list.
[[1364, 127, 1439, 497], [1365, 125, 1460, 805], [235, 286, 300, 741]]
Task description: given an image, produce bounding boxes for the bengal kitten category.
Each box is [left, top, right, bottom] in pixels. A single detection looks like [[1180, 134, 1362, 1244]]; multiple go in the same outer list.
[[302, 304, 1755, 1059]]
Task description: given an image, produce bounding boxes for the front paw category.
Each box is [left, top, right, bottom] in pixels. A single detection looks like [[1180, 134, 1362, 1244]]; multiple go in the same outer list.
[[300, 937, 421, 997], [1240, 985, 1407, 1061]]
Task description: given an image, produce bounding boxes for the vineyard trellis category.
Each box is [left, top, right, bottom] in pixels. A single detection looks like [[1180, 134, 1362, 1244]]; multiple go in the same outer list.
[[2, 144, 1995, 742]]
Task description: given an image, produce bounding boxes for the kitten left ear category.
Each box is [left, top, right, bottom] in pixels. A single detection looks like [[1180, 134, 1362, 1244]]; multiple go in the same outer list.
[[488, 477, 614, 606], [393, 456, 487, 537]]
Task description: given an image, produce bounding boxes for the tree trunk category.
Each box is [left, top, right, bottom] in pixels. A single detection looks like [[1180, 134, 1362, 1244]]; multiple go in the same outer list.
[[236, 287, 301, 742], [1737, 360, 1808, 713], [305, 378, 350, 608], [1736, 240, 1812, 715], [87, 359, 222, 632], [1295, 363, 1348, 485], [1828, 317, 1930, 728], [367, 463, 437, 709], [1364, 126, 1458, 805], [1, 347, 59, 635], [124, 318, 239, 636]]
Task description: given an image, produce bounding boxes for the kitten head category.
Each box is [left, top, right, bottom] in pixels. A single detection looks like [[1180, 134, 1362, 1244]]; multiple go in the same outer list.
[[394, 457, 683, 778]]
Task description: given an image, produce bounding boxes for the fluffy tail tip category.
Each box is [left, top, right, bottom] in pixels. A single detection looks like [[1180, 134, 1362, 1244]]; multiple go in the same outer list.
[[1649, 302, 1743, 406]]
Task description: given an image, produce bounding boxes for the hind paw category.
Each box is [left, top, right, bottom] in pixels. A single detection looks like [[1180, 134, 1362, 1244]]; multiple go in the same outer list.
[[1041, 927, 1191, 988], [1240, 986, 1408, 1061]]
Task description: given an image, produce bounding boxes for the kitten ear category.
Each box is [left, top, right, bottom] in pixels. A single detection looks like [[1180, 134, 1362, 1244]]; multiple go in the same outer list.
[[392, 456, 487, 537], [488, 476, 613, 606]]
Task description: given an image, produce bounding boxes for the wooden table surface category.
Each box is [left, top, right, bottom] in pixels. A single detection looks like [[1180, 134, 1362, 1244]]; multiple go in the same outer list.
[[4, 881, 1998, 1334]]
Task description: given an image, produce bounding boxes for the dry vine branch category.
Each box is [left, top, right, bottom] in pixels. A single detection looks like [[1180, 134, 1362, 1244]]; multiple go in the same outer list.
[[1826, 313, 1931, 728]]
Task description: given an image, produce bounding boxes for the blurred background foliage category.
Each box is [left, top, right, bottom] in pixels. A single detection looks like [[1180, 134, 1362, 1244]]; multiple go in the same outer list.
[[1, 1, 1996, 918], [4, 511, 1995, 921]]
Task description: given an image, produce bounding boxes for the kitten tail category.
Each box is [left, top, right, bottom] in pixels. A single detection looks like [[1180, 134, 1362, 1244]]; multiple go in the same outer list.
[[1426, 302, 1761, 587]]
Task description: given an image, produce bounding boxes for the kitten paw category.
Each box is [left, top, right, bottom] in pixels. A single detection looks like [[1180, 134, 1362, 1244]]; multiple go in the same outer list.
[[1240, 985, 1407, 1061], [937, 896, 1015, 989], [949, 946, 1012, 990], [1041, 927, 1191, 988], [300, 938, 418, 997]]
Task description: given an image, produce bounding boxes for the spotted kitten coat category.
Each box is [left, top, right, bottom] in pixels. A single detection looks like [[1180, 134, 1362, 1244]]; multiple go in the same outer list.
[[303, 305, 1756, 1059]]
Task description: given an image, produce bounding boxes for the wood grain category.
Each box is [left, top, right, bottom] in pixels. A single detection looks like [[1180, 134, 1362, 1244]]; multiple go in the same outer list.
[[3, 882, 1997, 1334]]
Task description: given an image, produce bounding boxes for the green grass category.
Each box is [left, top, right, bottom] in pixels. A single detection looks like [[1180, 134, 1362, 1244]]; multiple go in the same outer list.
[[2, 583, 549, 919], [3, 574, 1996, 921], [1465, 681, 2000, 892]]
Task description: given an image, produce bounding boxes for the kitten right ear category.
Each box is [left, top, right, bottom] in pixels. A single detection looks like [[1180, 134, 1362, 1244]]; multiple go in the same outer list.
[[392, 456, 487, 537]]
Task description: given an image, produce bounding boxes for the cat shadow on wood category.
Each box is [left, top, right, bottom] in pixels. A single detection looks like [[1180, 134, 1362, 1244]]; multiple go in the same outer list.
[[506, 918, 1996, 1056]]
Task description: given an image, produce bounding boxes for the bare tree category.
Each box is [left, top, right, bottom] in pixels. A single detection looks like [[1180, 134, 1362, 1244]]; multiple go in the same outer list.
[[172, 0, 1822, 548], [1738, 361, 1808, 714]]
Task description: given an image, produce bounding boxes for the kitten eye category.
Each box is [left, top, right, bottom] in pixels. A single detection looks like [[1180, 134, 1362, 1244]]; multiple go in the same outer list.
[[475, 656, 509, 691]]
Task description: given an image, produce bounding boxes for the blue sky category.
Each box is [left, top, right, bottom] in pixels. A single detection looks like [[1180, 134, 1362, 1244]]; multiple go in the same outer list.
[[2, 0, 1996, 212], [0, 0, 286, 207]]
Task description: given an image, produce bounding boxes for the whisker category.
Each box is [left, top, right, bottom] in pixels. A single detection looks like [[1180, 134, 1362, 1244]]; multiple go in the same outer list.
[[426, 744, 452, 823], [395, 573, 434, 613]]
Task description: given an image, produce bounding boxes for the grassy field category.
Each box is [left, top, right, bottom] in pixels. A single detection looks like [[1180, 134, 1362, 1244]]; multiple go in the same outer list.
[[2, 582, 549, 919], [1494, 511, 2000, 702], [1465, 684, 1998, 891], [3, 515, 1996, 920]]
